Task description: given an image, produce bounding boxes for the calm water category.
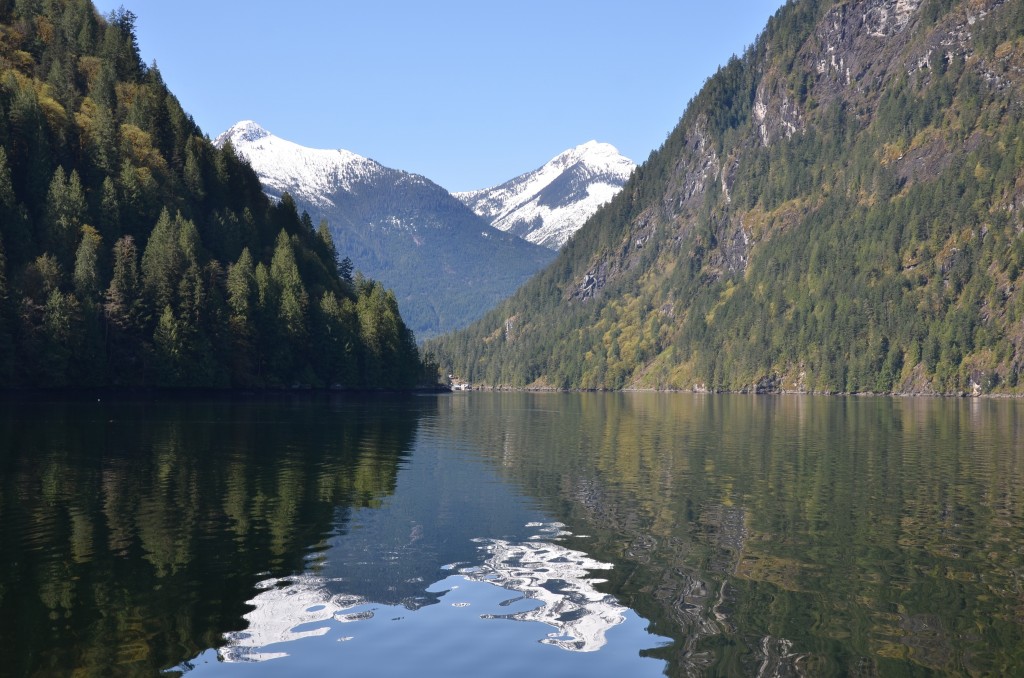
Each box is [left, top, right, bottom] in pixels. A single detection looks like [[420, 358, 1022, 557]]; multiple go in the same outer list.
[[1, 393, 1023, 676]]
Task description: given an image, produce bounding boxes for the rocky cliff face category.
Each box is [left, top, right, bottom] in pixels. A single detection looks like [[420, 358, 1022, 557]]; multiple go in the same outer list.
[[571, 0, 1020, 302]]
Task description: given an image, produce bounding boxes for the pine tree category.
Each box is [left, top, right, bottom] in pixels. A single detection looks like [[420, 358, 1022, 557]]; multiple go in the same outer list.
[[101, 7, 144, 81], [97, 176, 121, 236], [0, 235, 7, 310], [252, 260, 278, 382], [226, 247, 257, 384], [73, 224, 102, 301], [227, 247, 255, 320], [317, 218, 339, 269], [104, 235, 147, 384], [183, 136, 205, 201], [315, 290, 359, 387], [43, 167, 87, 265], [338, 256, 354, 283], [141, 208, 182, 311], [45, 55, 75, 113], [357, 281, 418, 388], [39, 288, 81, 386], [270, 229, 308, 342], [153, 304, 181, 386], [89, 60, 117, 111], [105, 235, 145, 335], [89, 100, 119, 176]]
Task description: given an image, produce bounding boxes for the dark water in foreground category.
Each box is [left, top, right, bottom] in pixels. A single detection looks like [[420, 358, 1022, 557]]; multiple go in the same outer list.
[[1, 393, 1023, 676]]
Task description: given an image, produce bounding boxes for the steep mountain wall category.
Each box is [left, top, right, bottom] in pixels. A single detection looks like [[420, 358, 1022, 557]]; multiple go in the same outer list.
[[427, 0, 1024, 395]]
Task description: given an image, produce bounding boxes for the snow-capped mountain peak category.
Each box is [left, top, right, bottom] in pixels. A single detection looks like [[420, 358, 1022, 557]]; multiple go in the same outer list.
[[456, 142, 635, 250], [219, 119, 272, 144], [214, 121, 380, 209], [551, 140, 628, 172]]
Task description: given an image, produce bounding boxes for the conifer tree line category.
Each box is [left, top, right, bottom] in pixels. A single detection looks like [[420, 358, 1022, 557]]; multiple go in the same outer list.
[[0, 0, 426, 388]]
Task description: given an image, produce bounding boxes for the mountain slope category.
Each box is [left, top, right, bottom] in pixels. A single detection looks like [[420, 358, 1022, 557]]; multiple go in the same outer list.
[[427, 0, 1024, 395], [216, 122, 555, 339], [456, 141, 635, 249], [0, 2, 423, 389]]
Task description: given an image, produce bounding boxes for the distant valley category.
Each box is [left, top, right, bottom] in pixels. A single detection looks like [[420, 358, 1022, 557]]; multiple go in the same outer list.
[[216, 123, 632, 339]]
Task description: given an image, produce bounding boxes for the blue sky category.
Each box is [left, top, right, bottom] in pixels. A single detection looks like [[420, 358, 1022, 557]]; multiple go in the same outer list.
[[93, 1, 785, 192]]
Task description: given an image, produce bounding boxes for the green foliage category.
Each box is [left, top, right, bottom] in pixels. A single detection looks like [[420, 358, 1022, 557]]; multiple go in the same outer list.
[[72, 223, 101, 300], [427, 0, 1024, 395], [0, 0, 426, 389], [42, 166, 87, 265], [270, 229, 308, 342]]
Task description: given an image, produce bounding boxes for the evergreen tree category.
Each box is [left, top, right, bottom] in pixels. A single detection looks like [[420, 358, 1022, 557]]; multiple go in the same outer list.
[[252, 260, 279, 381], [226, 247, 255, 321], [183, 136, 205, 200], [0, 235, 7, 310], [105, 237, 143, 325], [0, 2, 427, 389], [314, 290, 358, 387], [97, 176, 121, 236], [38, 288, 82, 386], [338, 256, 354, 283], [101, 7, 144, 81], [42, 167, 87, 265], [153, 304, 182, 386], [357, 281, 418, 388], [317, 218, 338, 269], [270, 229, 308, 343], [88, 100, 119, 176], [226, 247, 257, 384], [73, 224, 102, 301], [141, 208, 182, 312], [15, 254, 62, 384]]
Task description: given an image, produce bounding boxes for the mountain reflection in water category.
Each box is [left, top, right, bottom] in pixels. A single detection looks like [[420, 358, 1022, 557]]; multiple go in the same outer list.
[[467, 523, 626, 652], [215, 522, 639, 665]]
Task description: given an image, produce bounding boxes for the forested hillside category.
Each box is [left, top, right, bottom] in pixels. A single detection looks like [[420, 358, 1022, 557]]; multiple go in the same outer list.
[[427, 0, 1024, 395], [0, 0, 424, 389]]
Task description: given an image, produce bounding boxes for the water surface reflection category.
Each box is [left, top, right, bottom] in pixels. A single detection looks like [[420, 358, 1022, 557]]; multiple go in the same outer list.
[[0, 394, 424, 676], [435, 393, 1024, 675], [173, 409, 667, 677], [3, 393, 1024, 676]]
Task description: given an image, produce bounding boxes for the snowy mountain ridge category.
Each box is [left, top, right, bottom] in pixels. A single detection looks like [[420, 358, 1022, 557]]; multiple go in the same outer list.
[[213, 121, 555, 340], [214, 120, 387, 209], [456, 141, 635, 249]]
